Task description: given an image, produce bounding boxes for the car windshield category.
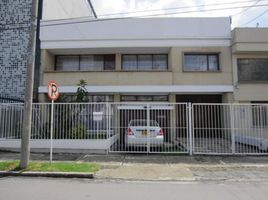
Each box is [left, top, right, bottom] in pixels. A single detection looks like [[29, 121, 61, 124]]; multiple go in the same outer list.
[[129, 120, 159, 127]]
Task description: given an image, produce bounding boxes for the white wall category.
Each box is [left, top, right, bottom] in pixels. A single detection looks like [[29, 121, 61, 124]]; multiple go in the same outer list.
[[40, 17, 231, 49]]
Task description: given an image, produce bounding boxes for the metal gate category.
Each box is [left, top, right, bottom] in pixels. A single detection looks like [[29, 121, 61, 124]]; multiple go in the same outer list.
[[192, 103, 268, 155], [109, 103, 189, 153]]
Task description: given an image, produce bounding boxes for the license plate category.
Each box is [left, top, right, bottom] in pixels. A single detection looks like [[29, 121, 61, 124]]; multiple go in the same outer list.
[[142, 130, 147, 136]]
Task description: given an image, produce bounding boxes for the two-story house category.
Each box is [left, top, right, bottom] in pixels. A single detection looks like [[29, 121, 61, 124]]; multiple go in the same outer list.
[[38, 17, 234, 104]]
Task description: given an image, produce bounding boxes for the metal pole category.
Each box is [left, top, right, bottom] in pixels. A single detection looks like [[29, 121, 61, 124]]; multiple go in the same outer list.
[[188, 103, 193, 155], [230, 104, 236, 154], [146, 104, 150, 153], [50, 100, 54, 164], [20, 0, 39, 169]]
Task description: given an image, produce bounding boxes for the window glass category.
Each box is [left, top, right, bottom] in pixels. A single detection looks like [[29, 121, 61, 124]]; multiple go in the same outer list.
[[184, 55, 207, 71], [123, 55, 137, 70], [138, 55, 153, 70], [153, 95, 168, 101], [104, 55, 115, 70], [208, 55, 219, 71], [121, 96, 137, 101], [137, 96, 153, 101], [92, 95, 114, 102], [94, 55, 104, 70], [80, 55, 94, 70], [56, 56, 79, 71], [238, 59, 268, 81], [153, 55, 167, 70], [121, 95, 168, 102]]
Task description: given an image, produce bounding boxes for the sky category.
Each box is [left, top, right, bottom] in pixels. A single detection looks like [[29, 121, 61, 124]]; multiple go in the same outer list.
[[42, 0, 268, 28]]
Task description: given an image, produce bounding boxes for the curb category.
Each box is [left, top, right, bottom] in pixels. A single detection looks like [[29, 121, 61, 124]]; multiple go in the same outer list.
[[0, 171, 94, 178]]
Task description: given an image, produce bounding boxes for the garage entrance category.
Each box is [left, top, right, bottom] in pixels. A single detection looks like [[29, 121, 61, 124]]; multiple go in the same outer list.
[[109, 103, 189, 153], [176, 95, 229, 153]]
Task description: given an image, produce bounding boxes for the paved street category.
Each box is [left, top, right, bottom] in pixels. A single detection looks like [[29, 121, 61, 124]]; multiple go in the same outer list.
[[1, 177, 268, 200]]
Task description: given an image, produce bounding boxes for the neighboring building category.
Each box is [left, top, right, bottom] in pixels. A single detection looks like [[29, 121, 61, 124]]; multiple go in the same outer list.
[[0, 0, 33, 101], [38, 17, 234, 103], [231, 28, 268, 103], [42, 0, 97, 20], [0, 0, 96, 102]]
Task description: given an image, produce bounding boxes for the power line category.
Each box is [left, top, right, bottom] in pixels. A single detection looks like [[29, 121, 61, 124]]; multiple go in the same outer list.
[[87, 0, 97, 18], [41, 3, 268, 27], [232, 0, 261, 16], [96, 0, 268, 17], [241, 8, 268, 25]]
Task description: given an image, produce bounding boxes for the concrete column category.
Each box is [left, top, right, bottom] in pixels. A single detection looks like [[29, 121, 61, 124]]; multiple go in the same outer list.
[[115, 54, 121, 71], [169, 94, 176, 142], [38, 93, 48, 103], [113, 94, 121, 150], [222, 92, 234, 103]]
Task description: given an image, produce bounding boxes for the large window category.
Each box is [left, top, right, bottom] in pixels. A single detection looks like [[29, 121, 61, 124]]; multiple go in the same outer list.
[[122, 54, 168, 70], [60, 94, 114, 102], [56, 55, 115, 71], [238, 59, 268, 82], [184, 54, 219, 71], [121, 95, 168, 102]]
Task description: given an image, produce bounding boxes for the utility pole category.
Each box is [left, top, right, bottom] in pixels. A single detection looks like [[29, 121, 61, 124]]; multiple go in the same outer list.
[[20, 0, 39, 169]]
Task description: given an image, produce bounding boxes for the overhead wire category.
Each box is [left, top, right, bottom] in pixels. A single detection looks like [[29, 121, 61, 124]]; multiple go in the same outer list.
[[41, 3, 268, 27], [232, 0, 261, 16], [96, 0, 268, 17], [241, 8, 268, 25]]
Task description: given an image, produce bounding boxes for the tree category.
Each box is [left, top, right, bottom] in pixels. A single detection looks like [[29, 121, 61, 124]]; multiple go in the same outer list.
[[76, 80, 89, 102]]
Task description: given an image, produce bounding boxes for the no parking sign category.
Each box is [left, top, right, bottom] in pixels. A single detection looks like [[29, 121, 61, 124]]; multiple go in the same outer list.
[[47, 80, 59, 164], [47, 81, 59, 101]]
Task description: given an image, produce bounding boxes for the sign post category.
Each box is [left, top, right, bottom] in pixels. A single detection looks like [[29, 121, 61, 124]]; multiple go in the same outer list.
[[47, 81, 59, 164]]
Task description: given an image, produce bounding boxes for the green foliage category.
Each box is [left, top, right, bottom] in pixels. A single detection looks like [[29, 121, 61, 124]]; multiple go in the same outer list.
[[76, 79, 89, 102], [0, 161, 100, 173]]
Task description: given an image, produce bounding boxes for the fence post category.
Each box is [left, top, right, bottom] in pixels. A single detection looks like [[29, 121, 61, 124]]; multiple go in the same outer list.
[[146, 103, 150, 153], [106, 102, 110, 155], [50, 100, 54, 164], [230, 104, 236, 154], [188, 103, 193, 155]]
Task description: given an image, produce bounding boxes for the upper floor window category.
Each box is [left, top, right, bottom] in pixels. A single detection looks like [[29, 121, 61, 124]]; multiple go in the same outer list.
[[238, 59, 268, 82], [56, 55, 115, 71], [184, 54, 219, 71], [122, 54, 168, 71]]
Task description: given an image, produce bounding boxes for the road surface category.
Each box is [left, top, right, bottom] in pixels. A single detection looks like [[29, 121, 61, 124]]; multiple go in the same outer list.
[[1, 177, 268, 200]]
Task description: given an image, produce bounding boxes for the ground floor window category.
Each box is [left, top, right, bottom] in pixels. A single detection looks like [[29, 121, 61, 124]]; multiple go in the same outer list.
[[121, 95, 168, 102], [59, 94, 114, 102]]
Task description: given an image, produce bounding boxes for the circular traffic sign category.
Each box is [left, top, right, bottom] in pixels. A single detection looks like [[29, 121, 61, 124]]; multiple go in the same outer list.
[[47, 81, 60, 101]]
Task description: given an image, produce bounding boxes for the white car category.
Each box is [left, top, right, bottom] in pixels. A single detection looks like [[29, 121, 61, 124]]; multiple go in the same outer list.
[[126, 120, 164, 147]]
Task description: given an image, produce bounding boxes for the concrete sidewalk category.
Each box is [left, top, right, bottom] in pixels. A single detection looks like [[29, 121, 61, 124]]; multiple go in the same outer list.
[[1, 151, 268, 181]]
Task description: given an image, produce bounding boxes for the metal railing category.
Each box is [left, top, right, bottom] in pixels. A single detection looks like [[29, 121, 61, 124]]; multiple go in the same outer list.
[[109, 103, 189, 153], [192, 103, 268, 155], [0, 102, 267, 155]]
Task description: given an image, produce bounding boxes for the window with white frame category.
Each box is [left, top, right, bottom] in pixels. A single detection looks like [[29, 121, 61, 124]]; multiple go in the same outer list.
[[184, 54, 219, 71], [122, 54, 168, 70]]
